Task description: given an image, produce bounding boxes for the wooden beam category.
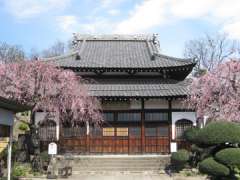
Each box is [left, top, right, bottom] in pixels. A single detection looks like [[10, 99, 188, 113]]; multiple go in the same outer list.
[[168, 99, 172, 153]]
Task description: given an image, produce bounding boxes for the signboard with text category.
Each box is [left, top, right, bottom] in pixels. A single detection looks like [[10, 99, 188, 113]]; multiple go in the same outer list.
[[48, 142, 57, 155]]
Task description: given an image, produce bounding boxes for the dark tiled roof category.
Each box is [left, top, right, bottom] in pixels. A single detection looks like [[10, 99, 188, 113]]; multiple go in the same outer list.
[[44, 35, 195, 69], [0, 96, 31, 112], [86, 78, 190, 98]]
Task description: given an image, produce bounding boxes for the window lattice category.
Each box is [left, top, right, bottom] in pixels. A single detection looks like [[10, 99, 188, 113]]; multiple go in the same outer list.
[[103, 127, 114, 136], [38, 120, 57, 141], [175, 119, 193, 139]]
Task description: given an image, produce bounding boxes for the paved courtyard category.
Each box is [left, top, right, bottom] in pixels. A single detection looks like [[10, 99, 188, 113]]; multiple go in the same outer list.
[[18, 172, 206, 180], [58, 174, 206, 180]]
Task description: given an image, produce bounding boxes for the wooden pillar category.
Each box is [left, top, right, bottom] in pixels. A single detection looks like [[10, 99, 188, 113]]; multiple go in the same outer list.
[[168, 99, 172, 153], [7, 125, 13, 180], [141, 98, 145, 153]]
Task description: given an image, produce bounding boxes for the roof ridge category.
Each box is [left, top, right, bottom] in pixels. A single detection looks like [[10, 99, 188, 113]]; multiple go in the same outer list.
[[41, 50, 78, 62], [154, 53, 193, 63], [72, 34, 155, 41]]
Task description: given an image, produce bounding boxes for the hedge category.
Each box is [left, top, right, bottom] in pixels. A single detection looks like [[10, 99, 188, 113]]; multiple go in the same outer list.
[[190, 144, 204, 153], [199, 157, 230, 177], [196, 122, 240, 145], [171, 149, 190, 164], [171, 149, 190, 171], [215, 148, 240, 167], [183, 127, 200, 143]]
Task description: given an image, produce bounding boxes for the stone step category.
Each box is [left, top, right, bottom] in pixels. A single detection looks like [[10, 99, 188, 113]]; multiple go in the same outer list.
[[70, 163, 168, 167], [56, 155, 170, 175], [72, 167, 165, 172], [71, 170, 166, 175], [70, 160, 168, 162], [69, 160, 169, 163], [71, 163, 167, 167]]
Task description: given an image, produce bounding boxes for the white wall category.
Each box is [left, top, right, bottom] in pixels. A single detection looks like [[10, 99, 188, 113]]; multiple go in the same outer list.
[[172, 99, 187, 109], [171, 111, 196, 140], [102, 99, 191, 110], [0, 108, 14, 126], [102, 101, 130, 110], [144, 99, 169, 109], [102, 100, 142, 110], [130, 100, 141, 109]]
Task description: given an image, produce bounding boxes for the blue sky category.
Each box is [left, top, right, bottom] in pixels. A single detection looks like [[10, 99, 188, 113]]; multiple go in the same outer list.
[[0, 0, 240, 57]]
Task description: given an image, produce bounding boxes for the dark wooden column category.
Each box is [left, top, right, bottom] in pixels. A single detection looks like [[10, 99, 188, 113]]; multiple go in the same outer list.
[[141, 98, 145, 153], [168, 99, 172, 153]]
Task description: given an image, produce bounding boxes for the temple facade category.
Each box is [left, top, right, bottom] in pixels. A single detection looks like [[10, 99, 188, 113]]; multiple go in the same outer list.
[[36, 34, 196, 154]]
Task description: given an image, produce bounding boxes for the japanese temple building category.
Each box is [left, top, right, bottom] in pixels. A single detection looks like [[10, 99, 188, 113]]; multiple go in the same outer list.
[[36, 34, 197, 154]]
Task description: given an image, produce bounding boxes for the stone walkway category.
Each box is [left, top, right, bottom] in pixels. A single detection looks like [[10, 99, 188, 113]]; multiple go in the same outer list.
[[19, 172, 206, 180], [57, 174, 206, 180]]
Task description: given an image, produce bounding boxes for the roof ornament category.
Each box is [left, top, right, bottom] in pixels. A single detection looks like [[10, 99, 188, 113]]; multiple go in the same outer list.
[[72, 33, 80, 48], [76, 38, 87, 60], [146, 34, 161, 61], [152, 34, 158, 44], [152, 33, 160, 50]]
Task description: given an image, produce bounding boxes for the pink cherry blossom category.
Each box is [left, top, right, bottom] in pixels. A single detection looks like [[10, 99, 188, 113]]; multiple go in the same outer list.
[[187, 60, 240, 122], [0, 61, 103, 124]]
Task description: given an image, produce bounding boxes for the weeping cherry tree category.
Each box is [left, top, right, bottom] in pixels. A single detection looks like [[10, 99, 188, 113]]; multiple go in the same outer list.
[[0, 61, 103, 125], [187, 60, 240, 122]]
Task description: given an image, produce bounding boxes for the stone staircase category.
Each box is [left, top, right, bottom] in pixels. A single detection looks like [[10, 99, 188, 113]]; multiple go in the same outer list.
[[57, 155, 170, 175]]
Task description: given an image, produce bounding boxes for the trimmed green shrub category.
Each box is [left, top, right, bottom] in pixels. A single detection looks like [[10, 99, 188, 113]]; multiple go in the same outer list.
[[190, 144, 204, 153], [184, 127, 200, 143], [196, 122, 240, 145], [39, 151, 50, 163], [12, 163, 31, 178], [215, 148, 240, 167], [171, 149, 190, 165], [171, 149, 190, 171], [39, 151, 50, 171], [18, 123, 29, 131], [199, 157, 230, 177]]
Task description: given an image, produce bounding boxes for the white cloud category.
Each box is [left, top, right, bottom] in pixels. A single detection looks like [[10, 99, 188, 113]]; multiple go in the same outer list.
[[108, 9, 120, 16], [113, 0, 240, 39], [213, 0, 240, 19], [100, 0, 126, 8], [79, 18, 115, 33], [115, 0, 168, 34], [223, 21, 240, 39], [4, 0, 71, 19], [169, 0, 216, 18], [57, 16, 115, 34], [57, 15, 78, 32]]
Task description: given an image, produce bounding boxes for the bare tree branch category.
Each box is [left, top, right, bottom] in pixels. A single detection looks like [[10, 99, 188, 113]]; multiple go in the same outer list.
[[41, 40, 66, 58], [0, 42, 25, 64], [184, 33, 238, 75]]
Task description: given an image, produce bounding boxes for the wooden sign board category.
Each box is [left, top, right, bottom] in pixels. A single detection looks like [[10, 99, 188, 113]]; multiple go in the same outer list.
[[48, 142, 57, 155]]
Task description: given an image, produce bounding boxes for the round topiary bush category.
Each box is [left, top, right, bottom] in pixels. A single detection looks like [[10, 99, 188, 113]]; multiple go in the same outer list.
[[199, 157, 230, 177], [190, 144, 203, 153], [184, 127, 200, 143], [215, 148, 240, 167], [18, 123, 29, 131], [196, 122, 240, 145], [171, 149, 190, 165]]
